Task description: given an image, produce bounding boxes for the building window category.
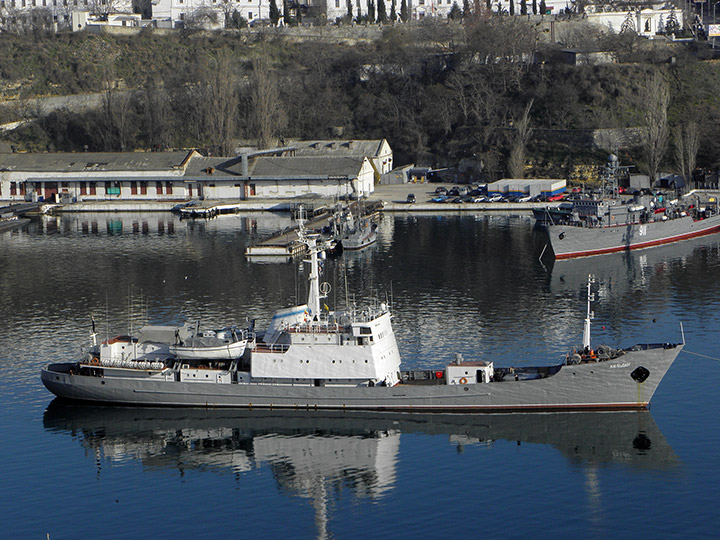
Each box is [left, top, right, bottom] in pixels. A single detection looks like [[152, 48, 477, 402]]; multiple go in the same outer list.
[[130, 181, 137, 195], [140, 181, 147, 195], [165, 181, 173, 195], [89, 182, 96, 195], [10, 182, 16, 196], [156, 181, 164, 195], [335, 0, 339, 6], [249, 11, 253, 18], [80, 182, 87, 195]]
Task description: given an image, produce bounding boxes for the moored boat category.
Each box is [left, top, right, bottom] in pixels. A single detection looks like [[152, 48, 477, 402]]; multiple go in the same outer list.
[[535, 155, 720, 259], [340, 215, 377, 250]]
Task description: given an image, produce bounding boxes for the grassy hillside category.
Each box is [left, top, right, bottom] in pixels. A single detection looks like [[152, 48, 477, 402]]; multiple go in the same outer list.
[[1, 22, 718, 180]]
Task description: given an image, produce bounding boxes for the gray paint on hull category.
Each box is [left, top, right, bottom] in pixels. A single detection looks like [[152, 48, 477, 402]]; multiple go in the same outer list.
[[545, 215, 720, 258], [41, 345, 681, 411]]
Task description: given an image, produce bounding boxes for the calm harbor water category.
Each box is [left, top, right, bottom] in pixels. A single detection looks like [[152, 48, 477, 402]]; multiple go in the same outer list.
[[2, 211, 720, 539]]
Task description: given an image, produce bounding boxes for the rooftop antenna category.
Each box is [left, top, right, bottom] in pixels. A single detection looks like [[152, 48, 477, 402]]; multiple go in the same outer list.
[[583, 274, 596, 350]]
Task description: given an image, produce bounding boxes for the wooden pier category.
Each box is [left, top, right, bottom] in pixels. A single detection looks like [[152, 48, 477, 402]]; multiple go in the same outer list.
[[245, 201, 383, 258]]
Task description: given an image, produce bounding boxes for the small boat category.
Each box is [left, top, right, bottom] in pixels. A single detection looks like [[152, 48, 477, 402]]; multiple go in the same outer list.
[[340, 215, 377, 250], [169, 326, 247, 360]]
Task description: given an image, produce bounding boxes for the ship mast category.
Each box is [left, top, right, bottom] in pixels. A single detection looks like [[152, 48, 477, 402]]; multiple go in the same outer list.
[[583, 274, 595, 350], [296, 206, 326, 320]]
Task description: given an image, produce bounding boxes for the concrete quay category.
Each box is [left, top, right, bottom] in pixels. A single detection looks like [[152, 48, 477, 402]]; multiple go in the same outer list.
[[47, 183, 554, 214]]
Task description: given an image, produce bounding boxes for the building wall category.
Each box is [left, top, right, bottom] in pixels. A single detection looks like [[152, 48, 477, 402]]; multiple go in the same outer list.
[[586, 9, 684, 36], [152, 0, 276, 27], [0, 0, 134, 28], [0, 170, 187, 202]]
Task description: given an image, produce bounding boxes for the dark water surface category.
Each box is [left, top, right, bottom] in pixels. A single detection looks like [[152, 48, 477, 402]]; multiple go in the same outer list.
[[2, 211, 720, 539]]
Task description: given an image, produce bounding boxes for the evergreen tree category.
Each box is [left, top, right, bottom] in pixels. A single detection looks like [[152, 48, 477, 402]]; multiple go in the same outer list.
[[532, 0, 537, 14], [462, 0, 470, 17], [283, 0, 292, 23], [378, 0, 388, 22], [665, 9, 680, 35], [449, 1, 462, 18], [368, 0, 376, 22], [509, 0, 514, 15], [269, 0, 280, 24], [347, 0, 353, 20], [620, 11, 636, 33], [539, 0, 546, 14], [520, 0, 526, 15], [400, 0, 409, 21], [391, 0, 397, 21]]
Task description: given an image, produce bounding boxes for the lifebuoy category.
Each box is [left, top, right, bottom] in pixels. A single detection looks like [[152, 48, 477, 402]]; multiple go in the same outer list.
[[459, 377, 468, 385], [90, 356, 100, 366]]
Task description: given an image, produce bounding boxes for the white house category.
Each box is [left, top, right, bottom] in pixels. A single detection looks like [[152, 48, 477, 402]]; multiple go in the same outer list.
[[184, 154, 376, 199], [283, 139, 393, 179], [0, 151, 196, 203], [0, 0, 134, 29], [151, 0, 278, 28], [585, 6, 684, 37], [0, 149, 377, 202]]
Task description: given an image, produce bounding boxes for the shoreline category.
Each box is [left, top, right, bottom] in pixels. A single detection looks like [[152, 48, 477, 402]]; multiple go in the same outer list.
[[41, 183, 555, 214]]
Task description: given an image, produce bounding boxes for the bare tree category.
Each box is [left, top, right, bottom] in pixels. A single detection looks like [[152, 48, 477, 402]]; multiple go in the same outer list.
[[97, 52, 135, 151], [200, 50, 238, 156], [506, 99, 533, 178], [87, 0, 132, 17], [673, 120, 700, 191], [140, 74, 172, 151], [251, 52, 286, 149], [640, 72, 670, 185]]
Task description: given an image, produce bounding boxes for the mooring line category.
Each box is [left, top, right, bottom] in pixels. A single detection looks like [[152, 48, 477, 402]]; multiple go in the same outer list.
[[683, 349, 720, 362]]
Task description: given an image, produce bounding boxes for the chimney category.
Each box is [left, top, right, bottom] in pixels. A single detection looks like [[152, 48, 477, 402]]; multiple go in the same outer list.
[[241, 154, 249, 177]]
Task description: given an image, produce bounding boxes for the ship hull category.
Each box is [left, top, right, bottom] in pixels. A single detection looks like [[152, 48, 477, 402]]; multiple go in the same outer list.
[[41, 344, 681, 412], [542, 214, 720, 259]]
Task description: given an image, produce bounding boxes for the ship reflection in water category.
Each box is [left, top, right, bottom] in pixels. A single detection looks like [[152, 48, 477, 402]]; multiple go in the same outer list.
[[44, 401, 678, 538]]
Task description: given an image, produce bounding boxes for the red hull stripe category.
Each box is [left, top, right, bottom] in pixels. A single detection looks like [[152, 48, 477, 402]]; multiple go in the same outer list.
[[555, 223, 720, 259]]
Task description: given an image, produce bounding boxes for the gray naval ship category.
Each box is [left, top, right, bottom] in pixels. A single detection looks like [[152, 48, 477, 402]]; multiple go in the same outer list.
[[42, 220, 683, 412], [534, 155, 720, 259]]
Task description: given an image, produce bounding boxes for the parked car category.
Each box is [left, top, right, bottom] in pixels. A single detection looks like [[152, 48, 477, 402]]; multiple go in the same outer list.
[[447, 187, 460, 196], [488, 195, 505, 202], [435, 186, 448, 194], [547, 194, 566, 202], [431, 195, 449, 203], [471, 196, 488, 203], [516, 195, 533, 203], [457, 187, 469, 196], [406, 193, 416, 204]]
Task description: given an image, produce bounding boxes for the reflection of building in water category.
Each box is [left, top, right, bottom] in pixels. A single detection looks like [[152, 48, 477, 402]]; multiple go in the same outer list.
[[29, 212, 296, 238]]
